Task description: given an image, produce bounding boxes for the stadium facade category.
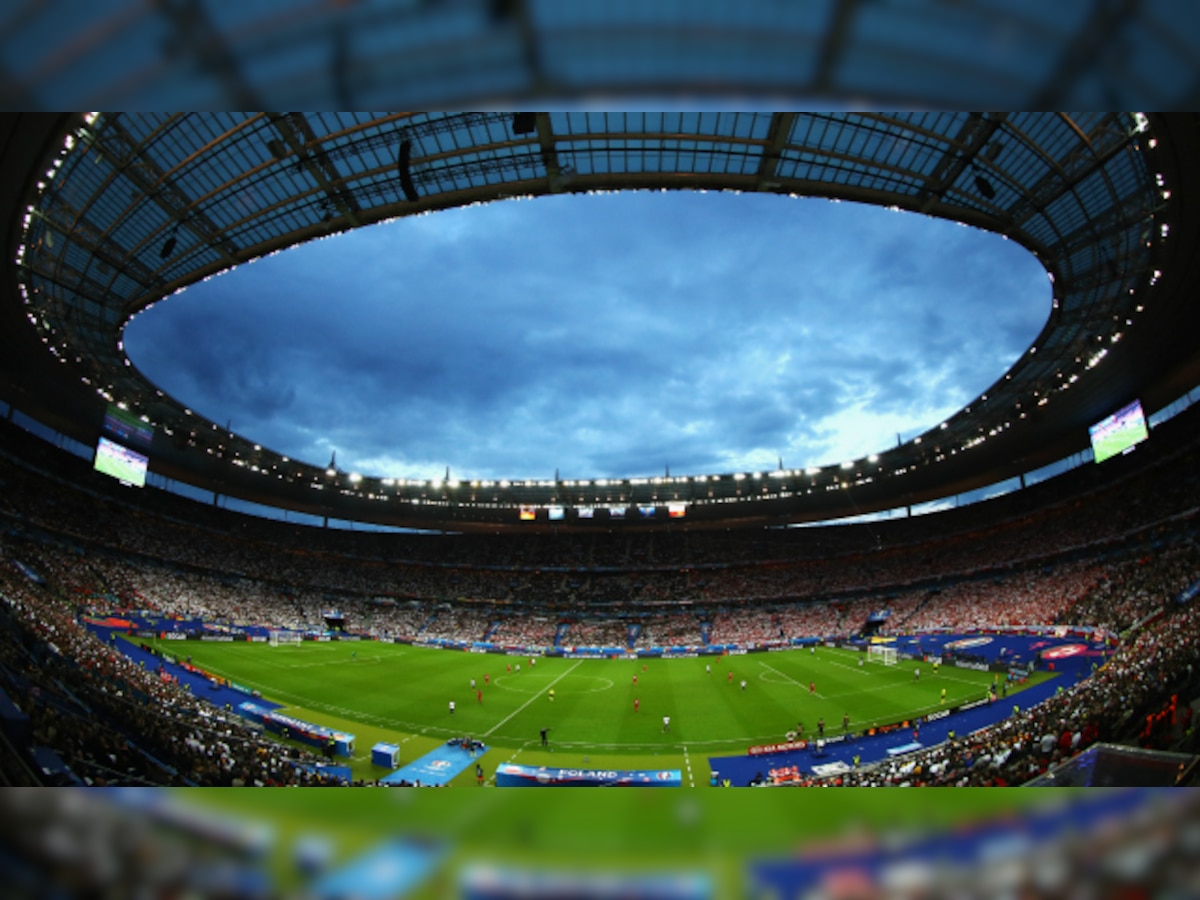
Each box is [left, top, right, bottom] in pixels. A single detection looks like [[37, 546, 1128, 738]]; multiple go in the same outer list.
[[3, 112, 1200, 532]]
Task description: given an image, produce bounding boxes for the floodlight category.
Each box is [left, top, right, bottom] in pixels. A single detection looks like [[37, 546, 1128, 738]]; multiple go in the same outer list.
[[397, 139, 419, 202], [159, 227, 179, 258]]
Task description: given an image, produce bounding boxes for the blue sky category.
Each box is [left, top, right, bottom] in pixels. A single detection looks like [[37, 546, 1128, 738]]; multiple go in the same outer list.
[[124, 190, 1049, 483]]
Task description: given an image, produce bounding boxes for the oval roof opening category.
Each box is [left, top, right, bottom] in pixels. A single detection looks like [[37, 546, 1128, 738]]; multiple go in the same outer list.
[[125, 189, 1048, 482]]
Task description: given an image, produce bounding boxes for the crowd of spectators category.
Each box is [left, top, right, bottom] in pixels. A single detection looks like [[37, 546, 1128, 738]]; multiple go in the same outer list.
[[2, 401, 1200, 618], [880, 561, 1106, 635], [416, 605, 495, 643], [0, 541, 344, 786], [485, 616, 561, 647], [792, 540, 1200, 787], [1059, 539, 1200, 633], [0, 398, 1198, 786], [638, 613, 703, 647], [561, 619, 632, 648]]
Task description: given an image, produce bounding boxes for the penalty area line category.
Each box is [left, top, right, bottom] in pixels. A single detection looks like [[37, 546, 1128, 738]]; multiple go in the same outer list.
[[758, 660, 824, 698], [483, 660, 582, 738]]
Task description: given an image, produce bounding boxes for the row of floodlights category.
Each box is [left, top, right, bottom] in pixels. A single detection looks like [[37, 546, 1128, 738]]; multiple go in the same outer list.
[[26, 243, 1166, 497], [314, 460, 892, 491], [15, 113, 1168, 500]]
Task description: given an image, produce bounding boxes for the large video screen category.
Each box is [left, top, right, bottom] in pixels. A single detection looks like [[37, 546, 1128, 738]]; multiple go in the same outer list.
[[103, 404, 154, 448], [94, 436, 148, 487], [1089, 399, 1149, 464]]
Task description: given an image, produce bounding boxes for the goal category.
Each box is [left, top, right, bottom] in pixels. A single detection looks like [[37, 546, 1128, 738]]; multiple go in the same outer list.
[[867, 644, 898, 666], [268, 630, 302, 647]]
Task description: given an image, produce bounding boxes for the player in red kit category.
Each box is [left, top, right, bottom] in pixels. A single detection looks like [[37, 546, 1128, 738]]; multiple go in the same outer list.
[[634, 698, 640, 712], [477, 689, 483, 703], [727, 670, 733, 683], [484, 673, 489, 685], [809, 681, 815, 695], [633, 674, 638, 685]]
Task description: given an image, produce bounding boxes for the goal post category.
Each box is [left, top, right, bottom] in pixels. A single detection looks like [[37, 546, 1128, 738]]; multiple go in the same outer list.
[[269, 630, 302, 647], [867, 644, 897, 666]]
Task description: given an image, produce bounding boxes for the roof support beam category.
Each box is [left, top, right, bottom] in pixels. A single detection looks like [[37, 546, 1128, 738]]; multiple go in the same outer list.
[[533, 113, 568, 191], [917, 113, 1007, 215], [812, 0, 863, 93], [755, 113, 796, 189], [270, 112, 362, 228]]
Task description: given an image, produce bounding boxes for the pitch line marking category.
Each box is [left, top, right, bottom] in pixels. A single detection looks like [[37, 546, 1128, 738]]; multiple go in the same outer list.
[[280, 655, 387, 669], [758, 660, 824, 698], [821, 657, 872, 676], [493, 674, 614, 695], [487, 747, 524, 786], [484, 660, 582, 737]]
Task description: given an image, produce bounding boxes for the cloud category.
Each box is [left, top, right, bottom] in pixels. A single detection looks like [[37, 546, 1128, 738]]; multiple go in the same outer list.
[[124, 191, 1047, 482]]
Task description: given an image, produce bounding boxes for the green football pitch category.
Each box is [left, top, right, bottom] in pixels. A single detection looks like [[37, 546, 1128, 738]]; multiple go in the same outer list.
[[140, 637, 1044, 784]]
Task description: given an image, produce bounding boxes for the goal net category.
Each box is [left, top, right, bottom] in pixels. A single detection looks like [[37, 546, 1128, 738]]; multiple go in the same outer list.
[[867, 644, 898, 666], [269, 630, 302, 647]]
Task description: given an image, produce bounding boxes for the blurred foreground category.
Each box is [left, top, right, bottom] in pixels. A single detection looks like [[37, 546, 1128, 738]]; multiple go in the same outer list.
[[1, 787, 1198, 898]]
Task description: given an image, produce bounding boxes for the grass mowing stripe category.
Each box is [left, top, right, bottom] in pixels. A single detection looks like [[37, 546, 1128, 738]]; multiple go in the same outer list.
[[484, 659, 582, 737]]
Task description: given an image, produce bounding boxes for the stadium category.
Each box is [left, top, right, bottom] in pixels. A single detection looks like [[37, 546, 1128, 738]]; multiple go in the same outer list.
[[2, 0, 1200, 890], [1, 109, 1197, 798]]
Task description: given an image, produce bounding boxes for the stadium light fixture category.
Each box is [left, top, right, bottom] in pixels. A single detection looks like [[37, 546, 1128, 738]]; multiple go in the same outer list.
[[397, 139, 420, 202], [512, 112, 537, 135], [159, 221, 181, 258]]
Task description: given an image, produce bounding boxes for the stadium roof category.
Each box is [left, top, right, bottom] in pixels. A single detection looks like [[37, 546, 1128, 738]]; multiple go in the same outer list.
[[2, 111, 1199, 531], [1, 2, 1197, 111]]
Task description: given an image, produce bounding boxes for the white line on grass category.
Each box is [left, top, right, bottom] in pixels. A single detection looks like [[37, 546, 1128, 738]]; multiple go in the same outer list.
[[758, 660, 824, 698], [821, 657, 872, 676], [487, 746, 525, 786], [484, 660, 582, 737], [280, 655, 388, 669]]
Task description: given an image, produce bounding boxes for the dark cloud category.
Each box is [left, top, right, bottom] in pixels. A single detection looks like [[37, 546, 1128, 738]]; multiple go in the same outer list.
[[125, 191, 1047, 481]]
